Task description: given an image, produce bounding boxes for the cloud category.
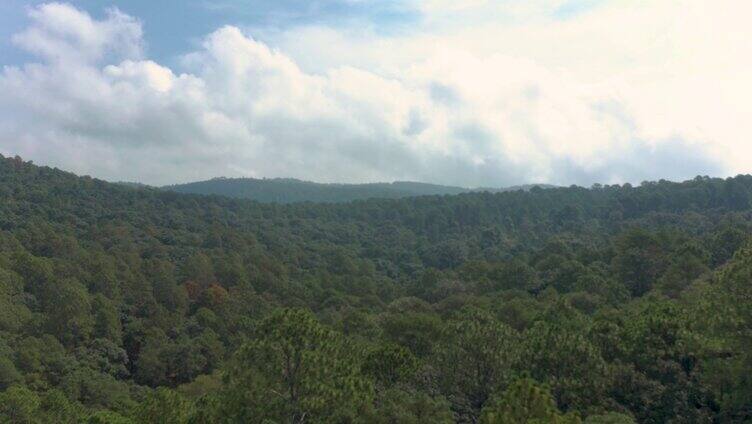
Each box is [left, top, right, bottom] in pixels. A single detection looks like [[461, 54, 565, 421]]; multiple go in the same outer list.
[[0, 2, 735, 187], [11, 2, 143, 64]]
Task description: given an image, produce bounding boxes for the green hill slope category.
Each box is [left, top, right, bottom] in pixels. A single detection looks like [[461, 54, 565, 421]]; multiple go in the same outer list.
[[162, 176, 553, 203], [1, 154, 752, 422]]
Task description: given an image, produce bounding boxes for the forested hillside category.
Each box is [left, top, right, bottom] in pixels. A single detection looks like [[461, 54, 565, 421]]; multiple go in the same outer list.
[[2, 153, 752, 422], [162, 176, 552, 203]]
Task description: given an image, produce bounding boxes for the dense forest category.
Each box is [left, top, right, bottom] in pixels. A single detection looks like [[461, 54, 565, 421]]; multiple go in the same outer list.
[[162, 177, 552, 203], [1, 153, 752, 423]]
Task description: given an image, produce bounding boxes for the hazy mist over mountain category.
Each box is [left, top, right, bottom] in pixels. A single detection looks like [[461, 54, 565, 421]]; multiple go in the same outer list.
[[162, 177, 555, 203]]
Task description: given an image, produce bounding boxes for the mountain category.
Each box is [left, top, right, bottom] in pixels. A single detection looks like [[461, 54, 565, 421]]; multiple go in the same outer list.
[[2, 153, 752, 422], [162, 176, 555, 203]]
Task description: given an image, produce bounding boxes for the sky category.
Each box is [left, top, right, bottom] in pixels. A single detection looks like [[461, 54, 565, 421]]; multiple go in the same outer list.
[[0, 1, 749, 187]]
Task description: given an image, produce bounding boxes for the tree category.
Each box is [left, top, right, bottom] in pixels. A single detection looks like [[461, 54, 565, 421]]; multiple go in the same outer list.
[[0, 267, 32, 333], [0, 355, 22, 390], [59, 367, 133, 411], [481, 259, 540, 293], [583, 412, 636, 423], [180, 253, 215, 287], [75, 338, 130, 379], [370, 388, 454, 424], [13, 335, 70, 389], [84, 411, 134, 424], [220, 308, 373, 423], [362, 344, 418, 387], [381, 311, 443, 358], [709, 226, 748, 267], [656, 244, 710, 298], [42, 278, 94, 347], [694, 243, 752, 421], [145, 259, 188, 313], [520, 322, 608, 412], [133, 388, 191, 424], [615, 298, 713, 422], [134, 328, 171, 387], [480, 378, 581, 424], [39, 389, 84, 424], [91, 294, 123, 343], [611, 229, 666, 297], [0, 385, 41, 424], [434, 308, 519, 421]]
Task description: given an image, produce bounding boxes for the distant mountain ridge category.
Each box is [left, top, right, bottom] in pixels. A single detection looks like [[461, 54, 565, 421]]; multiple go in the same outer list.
[[162, 177, 555, 203]]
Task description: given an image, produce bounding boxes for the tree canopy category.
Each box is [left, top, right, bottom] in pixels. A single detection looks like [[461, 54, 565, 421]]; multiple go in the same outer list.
[[1, 154, 751, 422]]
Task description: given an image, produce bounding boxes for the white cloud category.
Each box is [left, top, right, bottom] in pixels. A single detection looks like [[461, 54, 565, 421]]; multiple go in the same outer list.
[[104, 61, 175, 92], [12, 2, 143, 64], [0, 1, 740, 187]]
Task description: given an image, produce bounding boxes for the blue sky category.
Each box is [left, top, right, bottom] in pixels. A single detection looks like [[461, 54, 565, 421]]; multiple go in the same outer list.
[[1, 0, 414, 66], [0, 0, 605, 66], [0, 1, 748, 186]]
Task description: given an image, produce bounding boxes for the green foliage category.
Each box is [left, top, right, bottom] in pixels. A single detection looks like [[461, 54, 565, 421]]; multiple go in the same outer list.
[[0, 267, 32, 333], [612, 229, 667, 297], [220, 308, 373, 423], [42, 278, 94, 347], [434, 308, 519, 421], [91, 295, 123, 342], [1, 156, 752, 421], [38, 389, 84, 423], [0, 386, 82, 423], [84, 411, 134, 424], [695, 242, 752, 421], [611, 298, 714, 422], [58, 367, 133, 411], [362, 344, 418, 386], [371, 388, 454, 424], [0, 355, 22, 390], [583, 412, 636, 423], [481, 378, 582, 424], [381, 311, 443, 358], [132, 388, 191, 424], [0, 386, 40, 424], [520, 321, 608, 412]]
